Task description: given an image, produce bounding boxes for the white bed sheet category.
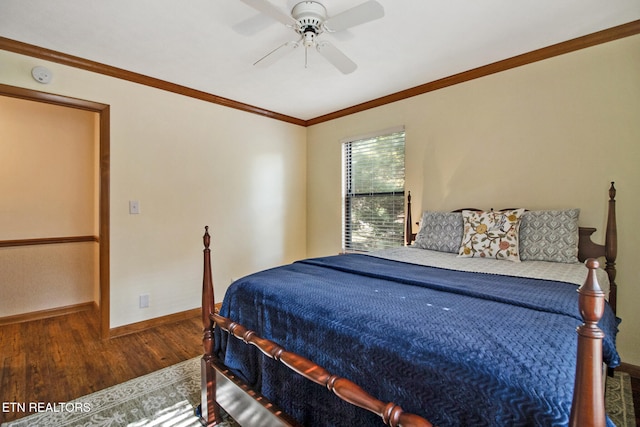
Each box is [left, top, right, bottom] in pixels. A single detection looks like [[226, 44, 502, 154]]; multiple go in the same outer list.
[[367, 246, 610, 298]]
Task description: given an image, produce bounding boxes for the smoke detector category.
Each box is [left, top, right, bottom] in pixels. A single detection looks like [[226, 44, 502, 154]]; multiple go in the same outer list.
[[31, 66, 53, 84]]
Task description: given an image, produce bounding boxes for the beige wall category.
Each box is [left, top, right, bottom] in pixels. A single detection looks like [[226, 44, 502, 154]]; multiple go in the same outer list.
[[0, 243, 98, 316], [1, 34, 637, 365], [0, 96, 97, 238], [0, 96, 98, 316], [0, 50, 307, 328], [307, 35, 640, 365]]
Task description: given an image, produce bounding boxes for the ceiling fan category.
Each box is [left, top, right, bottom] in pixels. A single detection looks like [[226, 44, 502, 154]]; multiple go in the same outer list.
[[238, 0, 385, 74]]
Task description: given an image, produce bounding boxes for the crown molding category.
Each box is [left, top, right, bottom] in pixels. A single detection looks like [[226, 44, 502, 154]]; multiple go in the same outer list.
[[307, 19, 640, 125], [0, 36, 306, 127], [2, 19, 639, 127]]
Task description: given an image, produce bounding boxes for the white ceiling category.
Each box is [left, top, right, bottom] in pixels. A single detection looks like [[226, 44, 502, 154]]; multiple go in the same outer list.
[[1, 0, 639, 121]]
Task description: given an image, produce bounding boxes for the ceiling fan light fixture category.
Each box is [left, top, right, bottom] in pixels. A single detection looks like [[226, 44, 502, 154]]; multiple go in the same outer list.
[[302, 29, 316, 47]]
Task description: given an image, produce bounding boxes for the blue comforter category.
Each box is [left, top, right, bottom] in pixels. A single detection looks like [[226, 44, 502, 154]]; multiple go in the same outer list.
[[215, 254, 620, 426]]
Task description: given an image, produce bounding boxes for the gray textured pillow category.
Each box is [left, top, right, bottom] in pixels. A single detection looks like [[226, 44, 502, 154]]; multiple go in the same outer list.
[[519, 209, 580, 263], [414, 211, 463, 253]]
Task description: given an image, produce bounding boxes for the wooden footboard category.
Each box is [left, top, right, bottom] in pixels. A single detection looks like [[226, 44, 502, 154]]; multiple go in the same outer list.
[[199, 182, 617, 427], [199, 226, 432, 427]]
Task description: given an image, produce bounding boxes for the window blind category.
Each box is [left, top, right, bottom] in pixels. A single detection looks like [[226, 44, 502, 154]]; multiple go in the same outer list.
[[343, 129, 405, 252]]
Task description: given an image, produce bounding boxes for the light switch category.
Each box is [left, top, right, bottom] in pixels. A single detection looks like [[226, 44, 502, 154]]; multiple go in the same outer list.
[[139, 294, 149, 308], [129, 200, 140, 214]]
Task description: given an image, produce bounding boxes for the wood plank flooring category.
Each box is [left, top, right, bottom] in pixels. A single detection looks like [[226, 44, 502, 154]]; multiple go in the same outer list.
[[632, 376, 640, 426], [0, 308, 202, 424]]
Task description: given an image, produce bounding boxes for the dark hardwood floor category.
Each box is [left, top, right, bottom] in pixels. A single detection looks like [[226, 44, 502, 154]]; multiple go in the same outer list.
[[0, 308, 202, 424], [632, 376, 640, 426]]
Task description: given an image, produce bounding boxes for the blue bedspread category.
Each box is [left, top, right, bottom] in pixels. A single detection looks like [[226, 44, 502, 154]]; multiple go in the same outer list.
[[215, 254, 620, 426]]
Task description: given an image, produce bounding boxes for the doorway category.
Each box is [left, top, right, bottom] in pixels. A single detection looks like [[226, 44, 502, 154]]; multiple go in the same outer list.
[[0, 83, 110, 339]]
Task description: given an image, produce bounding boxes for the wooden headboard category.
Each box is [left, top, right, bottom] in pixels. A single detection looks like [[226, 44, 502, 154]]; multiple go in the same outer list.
[[405, 182, 618, 312]]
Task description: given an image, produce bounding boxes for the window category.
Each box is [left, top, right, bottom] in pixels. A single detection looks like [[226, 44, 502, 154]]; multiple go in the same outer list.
[[342, 127, 406, 252]]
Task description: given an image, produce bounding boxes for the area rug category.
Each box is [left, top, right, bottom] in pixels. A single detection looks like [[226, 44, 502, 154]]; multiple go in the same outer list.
[[606, 370, 636, 427], [2, 357, 239, 427], [3, 358, 635, 427]]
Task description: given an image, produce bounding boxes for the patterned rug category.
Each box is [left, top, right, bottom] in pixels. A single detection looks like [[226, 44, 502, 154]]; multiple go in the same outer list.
[[606, 371, 636, 427], [1, 357, 239, 427], [2, 358, 634, 427]]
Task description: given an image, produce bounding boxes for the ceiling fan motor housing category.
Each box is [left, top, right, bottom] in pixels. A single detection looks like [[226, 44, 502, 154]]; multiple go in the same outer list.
[[292, 1, 327, 46]]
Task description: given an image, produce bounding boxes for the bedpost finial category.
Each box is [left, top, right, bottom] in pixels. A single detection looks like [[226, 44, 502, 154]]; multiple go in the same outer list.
[[581, 258, 604, 301], [609, 182, 616, 201], [585, 258, 599, 270], [203, 226, 211, 250]]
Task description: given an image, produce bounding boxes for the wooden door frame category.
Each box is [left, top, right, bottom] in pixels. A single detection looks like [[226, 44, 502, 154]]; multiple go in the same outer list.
[[0, 83, 111, 339]]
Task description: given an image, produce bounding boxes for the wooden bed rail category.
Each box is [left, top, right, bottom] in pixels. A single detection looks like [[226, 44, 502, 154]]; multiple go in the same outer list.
[[213, 312, 433, 427], [199, 226, 432, 427]]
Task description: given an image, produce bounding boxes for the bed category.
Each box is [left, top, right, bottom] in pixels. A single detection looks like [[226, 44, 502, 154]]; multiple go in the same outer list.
[[198, 182, 620, 427]]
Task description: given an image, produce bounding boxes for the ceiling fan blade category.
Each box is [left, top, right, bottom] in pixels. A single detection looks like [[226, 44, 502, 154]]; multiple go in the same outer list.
[[238, 0, 296, 27], [316, 41, 357, 74], [254, 40, 301, 68], [323, 0, 384, 32]]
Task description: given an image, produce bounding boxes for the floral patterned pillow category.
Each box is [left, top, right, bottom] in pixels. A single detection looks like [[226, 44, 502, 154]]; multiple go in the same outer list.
[[458, 209, 525, 262]]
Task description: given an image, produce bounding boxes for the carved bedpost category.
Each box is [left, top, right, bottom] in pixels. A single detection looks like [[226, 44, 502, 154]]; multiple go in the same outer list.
[[604, 182, 617, 312], [406, 191, 413, 246], [569, 258, 606, 427], [200, 226, 222, 426]]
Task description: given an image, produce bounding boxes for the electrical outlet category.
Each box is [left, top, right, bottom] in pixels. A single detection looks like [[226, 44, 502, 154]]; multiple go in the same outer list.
[[139, 294, 149, 308], [129, 200, 140, 214]]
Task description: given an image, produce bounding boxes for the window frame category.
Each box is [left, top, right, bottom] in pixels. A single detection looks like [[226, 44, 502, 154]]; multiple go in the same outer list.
[[341, 126, 406, 252]]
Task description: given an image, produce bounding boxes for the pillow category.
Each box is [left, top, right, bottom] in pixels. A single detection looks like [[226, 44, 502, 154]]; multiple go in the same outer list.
[[458, 209, 525, 262], [414, 211, 463, 253], [519, 209, 580, 263]]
